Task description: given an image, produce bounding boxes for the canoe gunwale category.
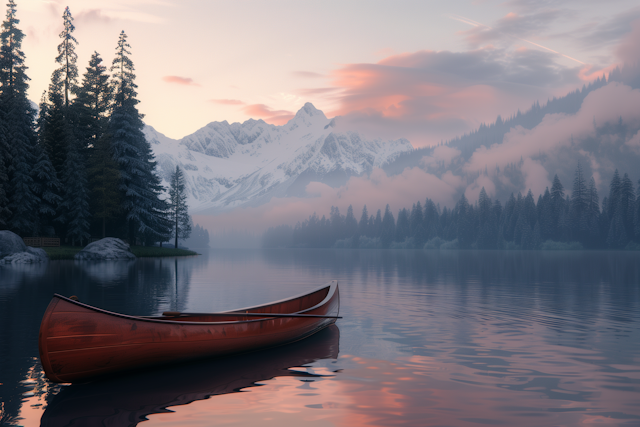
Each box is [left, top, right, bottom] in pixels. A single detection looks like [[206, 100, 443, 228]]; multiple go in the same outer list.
[[48, 280, 339, 326]]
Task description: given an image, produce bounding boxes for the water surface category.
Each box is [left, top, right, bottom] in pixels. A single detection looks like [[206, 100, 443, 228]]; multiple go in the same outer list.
[[1, 249, 639, 426]]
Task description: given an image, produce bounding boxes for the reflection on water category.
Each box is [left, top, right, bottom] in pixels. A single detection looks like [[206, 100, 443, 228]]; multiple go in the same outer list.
[[1, 249, 640, 426], [40, 325, 340, 427]]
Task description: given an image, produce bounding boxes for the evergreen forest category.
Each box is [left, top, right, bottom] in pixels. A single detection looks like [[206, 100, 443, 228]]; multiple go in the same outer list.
[[263, 165, 640, 251], [0, 3, 189, 245]]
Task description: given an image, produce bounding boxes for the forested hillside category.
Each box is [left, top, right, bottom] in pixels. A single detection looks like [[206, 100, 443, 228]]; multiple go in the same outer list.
[[383, 64, 640, 204]]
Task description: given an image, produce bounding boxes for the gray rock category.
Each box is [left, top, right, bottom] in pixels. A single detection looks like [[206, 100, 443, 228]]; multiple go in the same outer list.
[[0, 230, 47, 264], [1, 250, 48, 264], [74, 238, 137, 261], [0, 230, 27, 259]]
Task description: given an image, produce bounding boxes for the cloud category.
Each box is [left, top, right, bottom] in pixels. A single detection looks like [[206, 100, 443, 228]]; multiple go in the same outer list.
[[293, 71, 325, 79], [461, 11, 561, 49], [464, 82, 640, 188], [210, 99, 246, 106], [616, 18, 640, 65], [521, 158, 550, 197], [75, 9, 112, 24], [194, 168, 458, 234], [326, 47, 585, 147], [241, 104, 294, 125], [421, 146, 461, 168], [575, 7, 640, 51], [465, 174, 497, 201], [163, 76, 200, 86]]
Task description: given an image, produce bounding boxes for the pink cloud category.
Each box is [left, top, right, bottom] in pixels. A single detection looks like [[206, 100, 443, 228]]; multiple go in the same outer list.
[[210, 99, 246, 105], [242, 104, 294, 125], [163, 76, 200, 86], [75, 9, 111, 24], [293, 71, 325, 78], [322, 48, 584, 147]]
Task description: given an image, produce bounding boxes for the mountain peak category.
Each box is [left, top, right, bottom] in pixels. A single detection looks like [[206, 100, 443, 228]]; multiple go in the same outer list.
[[288, 103, 328, 129], [296, 102, 326, 119]]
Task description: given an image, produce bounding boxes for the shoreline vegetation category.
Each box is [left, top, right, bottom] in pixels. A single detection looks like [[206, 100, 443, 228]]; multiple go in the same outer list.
[[263, 166, 640, 251], [44, 246, 199, 260]]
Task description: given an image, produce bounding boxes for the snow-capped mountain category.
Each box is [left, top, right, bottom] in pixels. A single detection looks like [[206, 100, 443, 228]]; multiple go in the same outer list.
[[145, 103, 413, 214]]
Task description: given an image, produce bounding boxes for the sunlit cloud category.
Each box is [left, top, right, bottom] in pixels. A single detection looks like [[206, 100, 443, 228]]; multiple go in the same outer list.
[[163, 75, 200, 86], [292, 71, 325, 78], [75, 8, 111, 24], [325, 47, 583, 147], [210, 99, 246, 106], [241, 104, 294, 125]]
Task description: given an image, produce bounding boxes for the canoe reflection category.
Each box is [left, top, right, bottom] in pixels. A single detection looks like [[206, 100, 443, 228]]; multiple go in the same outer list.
[[41, 325, 340, 427]]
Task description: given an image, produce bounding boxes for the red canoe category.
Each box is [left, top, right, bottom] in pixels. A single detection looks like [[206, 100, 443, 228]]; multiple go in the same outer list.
[[39, 281, 340, 383]]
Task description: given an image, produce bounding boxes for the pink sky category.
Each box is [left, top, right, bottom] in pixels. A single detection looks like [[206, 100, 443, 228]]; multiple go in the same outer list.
[[16, 0, 640, 143]]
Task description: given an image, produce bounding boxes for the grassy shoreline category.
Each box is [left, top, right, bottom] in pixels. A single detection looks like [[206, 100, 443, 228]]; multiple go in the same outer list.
[[43, 245, 199, 260]]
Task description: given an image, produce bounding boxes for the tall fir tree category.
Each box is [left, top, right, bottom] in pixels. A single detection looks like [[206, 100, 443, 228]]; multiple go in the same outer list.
[[73, 51, 112, 147], [358, 205, 369, 237], [57, 132, 90, 245], [550, 174, 565, 236], [380, 205, 395, 248], [168, 166, 191, 248], [74, 52, 119, 237], [108, 30, 170, 243], [570, 163, 589, 242], [57, 6, 78, 109], [0, 0, 39, 234], [410, 201, 426, 247]]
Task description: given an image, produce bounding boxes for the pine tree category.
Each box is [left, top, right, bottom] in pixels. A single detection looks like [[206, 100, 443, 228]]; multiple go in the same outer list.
[[1, 0, 39, 235], [358, 205, 369, 237], [75, 52, 118, 237], [168, 165, 191, 248], [570, 163, 589, 242], [31, 137, 61, 236], [373, 209, 382, 238], [423, 198, 439, 240], [550, 174, 565, 236], [456, 193, 473, 248], [0, 121, 9, 227], [477, 187, 497, 249], [87, 133, 120, 238], [74, 52, 112, 147], [56, 6, 78, 109], [40, 71, 67, 180], [108, 31, 170, 243], [58, 132, 90, 245], [380, 204, 395, 248], [586, 177, 601, 247], [410, 201, 426, 247], [635, 179, 640, 242], [345, 205, 358, 238]]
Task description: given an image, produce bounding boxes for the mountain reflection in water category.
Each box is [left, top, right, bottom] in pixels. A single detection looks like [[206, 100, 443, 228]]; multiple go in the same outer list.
[[40, 325, 340, 427]]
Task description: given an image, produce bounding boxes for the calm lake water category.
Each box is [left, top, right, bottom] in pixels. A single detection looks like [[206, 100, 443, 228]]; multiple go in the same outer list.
[[1, 249, 640, 426]]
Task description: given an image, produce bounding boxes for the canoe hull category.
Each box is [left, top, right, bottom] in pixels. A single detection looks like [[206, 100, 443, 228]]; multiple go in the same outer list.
[[39, 281, 340, 383]]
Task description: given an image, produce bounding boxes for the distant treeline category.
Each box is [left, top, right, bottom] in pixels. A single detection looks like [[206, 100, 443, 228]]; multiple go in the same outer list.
[[263, 165, 640, 250], [0, 4, 178, 245]]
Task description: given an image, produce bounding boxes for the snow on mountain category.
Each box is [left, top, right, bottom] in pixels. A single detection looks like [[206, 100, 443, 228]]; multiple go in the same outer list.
[[145, 103, 413, 214]]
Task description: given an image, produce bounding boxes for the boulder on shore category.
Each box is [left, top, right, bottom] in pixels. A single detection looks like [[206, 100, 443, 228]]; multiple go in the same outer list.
[[74, 238, 136, 261], [0, 230, 48, 264]]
